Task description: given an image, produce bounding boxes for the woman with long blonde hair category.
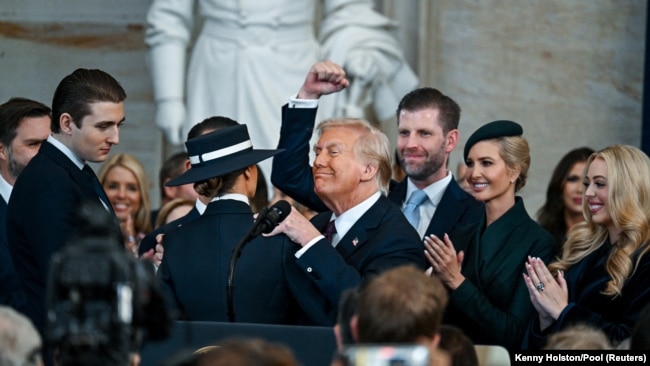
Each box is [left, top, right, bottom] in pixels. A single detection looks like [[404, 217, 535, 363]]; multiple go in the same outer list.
[[523, 145, 650, 348], [98, 153, 152, 255]]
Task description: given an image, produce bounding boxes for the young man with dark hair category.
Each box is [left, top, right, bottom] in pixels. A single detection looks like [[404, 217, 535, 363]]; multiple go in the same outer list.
[[355, 265, 448, 344], [0, 97, 51, 309], [7, 68, 126, 335]]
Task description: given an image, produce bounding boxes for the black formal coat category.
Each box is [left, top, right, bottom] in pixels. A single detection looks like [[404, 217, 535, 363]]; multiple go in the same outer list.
[[138, 206, 201, 256], [270, 104, 483, 238], [0, 195, 25, 308], [296, 195, 426, 325], [7, 140, 118, 333], [444, 198, 555, 351], [157, 199, 309, 324], [522, 241, 650, 349]]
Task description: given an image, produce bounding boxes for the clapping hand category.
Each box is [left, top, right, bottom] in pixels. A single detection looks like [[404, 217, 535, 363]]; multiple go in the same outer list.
[[523, 256, 568, 330], [424, 233, 465, 289], [153, 234, 165, 267], [122, 214, 138, 257]]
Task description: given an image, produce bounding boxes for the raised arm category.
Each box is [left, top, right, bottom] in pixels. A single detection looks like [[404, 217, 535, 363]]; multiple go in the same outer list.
[[271, 61, 349, 212]]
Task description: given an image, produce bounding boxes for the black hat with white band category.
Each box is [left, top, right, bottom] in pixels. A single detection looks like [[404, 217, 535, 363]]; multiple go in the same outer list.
[[165, 124, 283, 186]]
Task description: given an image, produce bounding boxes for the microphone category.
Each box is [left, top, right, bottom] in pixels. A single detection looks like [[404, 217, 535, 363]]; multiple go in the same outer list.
[[247, 199, 292, 239], [226, 200, 292, 322]]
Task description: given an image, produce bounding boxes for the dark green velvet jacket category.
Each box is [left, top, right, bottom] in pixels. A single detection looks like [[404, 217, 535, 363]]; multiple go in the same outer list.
[[444, 197, 555, 350]]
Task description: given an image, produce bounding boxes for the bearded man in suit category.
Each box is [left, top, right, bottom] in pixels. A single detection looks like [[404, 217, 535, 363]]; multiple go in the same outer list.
[[0, 98, 51, 310]]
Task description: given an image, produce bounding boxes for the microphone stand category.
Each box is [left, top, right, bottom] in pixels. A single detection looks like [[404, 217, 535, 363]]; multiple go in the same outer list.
[[226, 207, 268, 322]]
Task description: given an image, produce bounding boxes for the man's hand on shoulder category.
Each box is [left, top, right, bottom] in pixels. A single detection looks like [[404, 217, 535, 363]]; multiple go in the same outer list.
[[297, 60, 350, 100], [264, 207, 321, 247]]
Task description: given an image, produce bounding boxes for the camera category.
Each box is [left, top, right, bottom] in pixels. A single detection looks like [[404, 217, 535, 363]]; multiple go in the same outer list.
[[45, 201, 170, 365], [342, 344, 430, 366]]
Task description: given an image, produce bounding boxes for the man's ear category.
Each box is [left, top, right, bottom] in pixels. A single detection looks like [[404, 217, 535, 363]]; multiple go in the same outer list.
[[445, 129, 459, 153], [360, 164, 378, 183], [0, 143, 7, 161], [350, 315, 359, 343], [333, 324, 344, 352], [431, 332, 440, 350], [162, 179, 176, 200], [59, 113, 74, 135]]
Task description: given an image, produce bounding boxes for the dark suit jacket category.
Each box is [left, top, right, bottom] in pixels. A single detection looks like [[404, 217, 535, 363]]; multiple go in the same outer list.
[[522, 242, 650, 349], [0, 195, 25, 308], [157, 199, 307, 325], [270, 104, 483, 238], [7, 140, 117, 333], [138, 206, 201, 256], [296, 195, 426, 324], [444, 197, 555, 351]]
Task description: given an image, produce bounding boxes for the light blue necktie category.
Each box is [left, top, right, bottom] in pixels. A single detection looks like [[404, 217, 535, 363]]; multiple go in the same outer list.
[[403, 190, 428, 229]]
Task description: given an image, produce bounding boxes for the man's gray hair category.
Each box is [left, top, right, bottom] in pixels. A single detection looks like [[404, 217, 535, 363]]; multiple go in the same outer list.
[[0, 306, 42, 366]]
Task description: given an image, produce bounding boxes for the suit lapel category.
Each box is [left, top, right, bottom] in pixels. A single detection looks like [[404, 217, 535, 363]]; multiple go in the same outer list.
[[41, 142, 122, 233], [427, 180, 465, 237], [309, 198, 389, 259], [387, 179, 407, 206], [0, 196, 7, 243], [334, 196, 389, 259], [41, 142, 100, 205]]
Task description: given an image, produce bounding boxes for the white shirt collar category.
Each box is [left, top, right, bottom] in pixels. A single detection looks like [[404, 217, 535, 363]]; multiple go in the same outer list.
[[195, 198, 207, 215], [406, 171, 453, 207], [0, 173, 12, 203], [210, 193, 249, 205], [48, 135, 84, 170]]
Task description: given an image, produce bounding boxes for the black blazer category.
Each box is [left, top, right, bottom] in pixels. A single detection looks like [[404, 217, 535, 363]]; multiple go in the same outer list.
[[7, 140, 117, 333], [295, 195, 426, 324], [270, 104, 483, 238], [157, 199, 308, 325], [0, 195, 25, 309]]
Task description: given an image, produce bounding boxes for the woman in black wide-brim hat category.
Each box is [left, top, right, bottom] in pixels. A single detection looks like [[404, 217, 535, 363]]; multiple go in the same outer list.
[[423, 120, 556, 350], [156, 124, 311, 324]]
